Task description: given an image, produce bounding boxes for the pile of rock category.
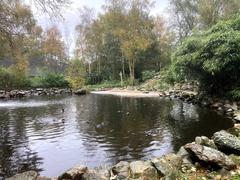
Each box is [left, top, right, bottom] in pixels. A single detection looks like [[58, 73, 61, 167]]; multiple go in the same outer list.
[[6, 127, 240, 180], [157, 87, 240, 123], [0, 88, 72, 99]]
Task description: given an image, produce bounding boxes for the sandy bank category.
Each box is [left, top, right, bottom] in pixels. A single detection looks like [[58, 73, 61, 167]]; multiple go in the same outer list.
[[91, 89, 160, 97]]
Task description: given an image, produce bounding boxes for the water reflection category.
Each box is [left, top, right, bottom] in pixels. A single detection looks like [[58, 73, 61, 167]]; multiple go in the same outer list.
[[0, 94, 233, 178]]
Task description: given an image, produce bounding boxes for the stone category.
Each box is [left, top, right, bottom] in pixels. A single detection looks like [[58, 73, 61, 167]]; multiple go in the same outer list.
[[58, 165, 88, 180], [74, 89, 88, 95], [234, 111, 240, 122], [211, 102, 223, 109], [184, 143, 236, 170], [195, 136, 217, 149], [111, 161, 130, 179], [129, 161, 158, 180], [6, 171, 38, 180], [151, 154, 182, 178], [229, 155, 240, 166], [213, 130, 240, 155], [83, 165, 110, 180], [36, 177, 51, 180]]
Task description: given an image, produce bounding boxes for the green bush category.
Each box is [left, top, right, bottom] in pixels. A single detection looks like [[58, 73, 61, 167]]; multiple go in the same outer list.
[[66, 59, 86, 90], [0, 66, 30, 90], [142, 70, 156, 81], [229, 88, 240, 100], [30, 73, 69, 88], [170, 14, 240, 96]]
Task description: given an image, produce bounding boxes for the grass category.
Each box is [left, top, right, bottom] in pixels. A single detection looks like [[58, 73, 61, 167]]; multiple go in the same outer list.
[[85, 80, 127, 91]]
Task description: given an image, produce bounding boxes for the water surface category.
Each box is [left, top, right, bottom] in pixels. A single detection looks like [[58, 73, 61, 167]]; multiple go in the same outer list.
[[0, 94, 233, 178]]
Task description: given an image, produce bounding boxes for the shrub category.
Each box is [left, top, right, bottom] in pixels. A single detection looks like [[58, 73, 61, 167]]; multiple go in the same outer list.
[[170, 14, 240, 96], [142, 70, 156, 81], [30, 73, 69, 88], [0, 66, 30, 90], [66, 59, 86, 90]]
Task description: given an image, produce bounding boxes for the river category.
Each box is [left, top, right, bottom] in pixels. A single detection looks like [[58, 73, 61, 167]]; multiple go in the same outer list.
[[0, 94, 233, 178]]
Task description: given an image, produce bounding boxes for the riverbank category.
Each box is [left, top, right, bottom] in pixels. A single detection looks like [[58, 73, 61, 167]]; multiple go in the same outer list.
[[91, 89, 160, 97], [7, 127, 240, 179], [92, 86, 240, 123], [0, 88, 72, 99], [4, 86, 240, 179]]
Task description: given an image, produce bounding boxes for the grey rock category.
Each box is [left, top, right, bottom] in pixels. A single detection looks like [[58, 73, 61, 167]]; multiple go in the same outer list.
[[83, 165, 110, 180], [213, 130, 240, 155], [151, 154, 181, 178], [195, 136, 217, 149], [211, 102, 223, 109], [58, 165, 88, 180], [177, 147, 195, 171], [111, 161, 130, 179], [6, 171, 38, 180], [129, 161, 158, 180], [36, 177, 51, 180], [184, 143, 236, 170]]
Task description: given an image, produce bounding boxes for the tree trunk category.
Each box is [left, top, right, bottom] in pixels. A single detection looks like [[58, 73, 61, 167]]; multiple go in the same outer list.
[[128, 59, 135, 86], [88, 62, 91, 74]]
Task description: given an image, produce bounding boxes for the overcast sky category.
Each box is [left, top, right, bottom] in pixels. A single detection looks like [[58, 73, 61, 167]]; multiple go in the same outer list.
[[32, 0, 170, 55]]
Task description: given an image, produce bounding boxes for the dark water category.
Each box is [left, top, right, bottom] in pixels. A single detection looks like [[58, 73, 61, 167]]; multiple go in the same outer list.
[[0, 94, 233, 178]]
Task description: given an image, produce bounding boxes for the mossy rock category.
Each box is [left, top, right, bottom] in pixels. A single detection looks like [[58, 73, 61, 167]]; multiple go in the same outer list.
[[229, 155, 240, 166]]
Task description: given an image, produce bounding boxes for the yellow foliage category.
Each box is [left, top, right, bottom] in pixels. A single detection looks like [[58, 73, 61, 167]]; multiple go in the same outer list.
[[66, 59, 86, 90]]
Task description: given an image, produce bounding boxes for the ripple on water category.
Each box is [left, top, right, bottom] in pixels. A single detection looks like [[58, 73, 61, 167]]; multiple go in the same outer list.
[[0, 94, 233, 178]]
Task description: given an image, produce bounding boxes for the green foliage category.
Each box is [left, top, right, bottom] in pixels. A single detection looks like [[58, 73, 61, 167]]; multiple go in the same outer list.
[[74, 0, 167, 85], [229, 88, 240, 100], [66, 59, 86, 90], [0, 66, 30, 90], [170, 14, 240, 96], [85, 80, 126, 91], [142, 70, 156, 81], [30, 72, 68, 88]]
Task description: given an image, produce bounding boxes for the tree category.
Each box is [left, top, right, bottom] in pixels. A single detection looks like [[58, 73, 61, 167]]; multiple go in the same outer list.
[[42, 26, 66, 72], [153, 16, 174, 70], [118, 0, 155, 85], [170, 14, 240, 96], [169, 0, 198, 42], [169, 0, 240, 42], [66, 59, 86, 90], [75, 6, 95, 73], [0, 1, 35, 56]]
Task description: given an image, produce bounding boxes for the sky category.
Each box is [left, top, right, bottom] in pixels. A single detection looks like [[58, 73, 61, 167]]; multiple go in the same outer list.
[[32, 0, 170, 55]]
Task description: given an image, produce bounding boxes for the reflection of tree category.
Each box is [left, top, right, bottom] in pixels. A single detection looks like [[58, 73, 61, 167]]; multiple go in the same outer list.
[[75, 95, 171, 164], [168, 100, 233, 151], [0, 108, 43, 178], [0, 95, 69, 178]]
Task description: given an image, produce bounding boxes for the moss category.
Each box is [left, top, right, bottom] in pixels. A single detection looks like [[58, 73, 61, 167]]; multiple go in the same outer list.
[[231, 175, 240, 180], [229, 155, 240, 166]]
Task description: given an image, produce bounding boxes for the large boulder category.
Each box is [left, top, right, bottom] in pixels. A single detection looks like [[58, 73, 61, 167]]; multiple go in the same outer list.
[[129, 161, 158, 180], [82, 165, 110, 180], [184, 143, 236, 170], [58, 165, 88, 180], [213, 130, 240, 155], [234, 111, 240, 122], [177, 146, 195, 171], [151, 154, 182, 178], [195, 136, 217, 149], [111, 161, 130, 179], [6, 171, 38, 180]]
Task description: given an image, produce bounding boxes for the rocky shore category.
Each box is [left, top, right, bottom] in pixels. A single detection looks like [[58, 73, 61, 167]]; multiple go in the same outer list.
[[5, 83, 240, 179], [0, 88, 72, 99], [6, 127, 240, 179], [155, 83, 240, 123], [0, 88, 91, 99]]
